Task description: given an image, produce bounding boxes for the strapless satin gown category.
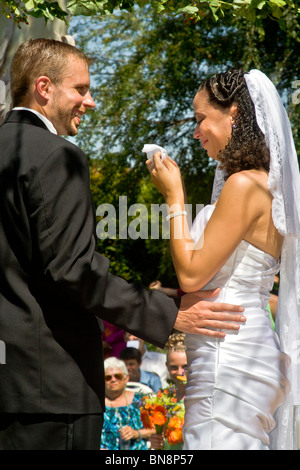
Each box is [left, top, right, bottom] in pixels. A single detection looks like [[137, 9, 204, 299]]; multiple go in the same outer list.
[[183, 205, 290, 450]]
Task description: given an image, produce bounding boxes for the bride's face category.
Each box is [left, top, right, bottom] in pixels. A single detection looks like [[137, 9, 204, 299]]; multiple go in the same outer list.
[[193, 89, 237, 160]]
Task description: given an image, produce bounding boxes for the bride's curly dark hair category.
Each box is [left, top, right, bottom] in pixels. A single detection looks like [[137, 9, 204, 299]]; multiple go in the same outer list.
[[198, 69, 270, 178]]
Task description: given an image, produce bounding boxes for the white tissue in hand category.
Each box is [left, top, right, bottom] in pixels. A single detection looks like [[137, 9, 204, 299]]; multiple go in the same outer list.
[[142, 144, 168, 161]]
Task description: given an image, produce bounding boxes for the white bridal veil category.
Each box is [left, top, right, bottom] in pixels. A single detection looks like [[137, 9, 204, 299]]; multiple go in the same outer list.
[[211, 69, 300, 450]]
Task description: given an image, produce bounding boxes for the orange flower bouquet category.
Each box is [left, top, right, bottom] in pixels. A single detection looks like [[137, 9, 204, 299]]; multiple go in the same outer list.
[[140, 385, 185, 446], [165, 413, 184, 446]]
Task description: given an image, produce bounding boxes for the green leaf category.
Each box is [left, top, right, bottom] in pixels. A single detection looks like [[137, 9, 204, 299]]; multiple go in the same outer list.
[[176, 5, 199, 15], [209, 0, 222, 5], [23, 0, 36, 9], [151, 1, 166, 13], [278, 17, 287, 30], [209, 5, 220, 20], [269, 0, 286, 7], [271, 5, 283, 17], [67, 0, 107, 16], [252, 0, 267, 9], [232, 0, 249, 10]]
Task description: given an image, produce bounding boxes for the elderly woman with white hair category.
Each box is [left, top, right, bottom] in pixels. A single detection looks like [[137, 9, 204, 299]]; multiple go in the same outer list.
[[100, 357, 153, 450]]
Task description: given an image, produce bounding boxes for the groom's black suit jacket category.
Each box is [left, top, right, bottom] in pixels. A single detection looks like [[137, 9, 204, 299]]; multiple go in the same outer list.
[[0, 110, 178, 415]]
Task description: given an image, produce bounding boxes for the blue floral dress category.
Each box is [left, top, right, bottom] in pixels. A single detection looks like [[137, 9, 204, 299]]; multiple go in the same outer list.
[[100, 393, 148, 450]]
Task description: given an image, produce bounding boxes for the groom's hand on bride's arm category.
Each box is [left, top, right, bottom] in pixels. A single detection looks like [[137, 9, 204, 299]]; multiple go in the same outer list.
[[174, 288, 246, 338]]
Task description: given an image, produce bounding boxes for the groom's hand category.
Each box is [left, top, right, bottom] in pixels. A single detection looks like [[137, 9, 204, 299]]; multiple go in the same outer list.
[[174, 288, 246, 338]]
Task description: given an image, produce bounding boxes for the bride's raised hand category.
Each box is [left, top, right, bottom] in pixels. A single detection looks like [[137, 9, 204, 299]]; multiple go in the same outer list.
[[146, 152, 183, 201]]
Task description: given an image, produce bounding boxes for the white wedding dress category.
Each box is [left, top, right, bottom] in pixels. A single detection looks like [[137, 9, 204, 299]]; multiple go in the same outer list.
[[183, 204, 291, 450]]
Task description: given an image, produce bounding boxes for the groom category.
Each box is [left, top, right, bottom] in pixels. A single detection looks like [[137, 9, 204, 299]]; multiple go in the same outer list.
[[0, 38, 245, 450]]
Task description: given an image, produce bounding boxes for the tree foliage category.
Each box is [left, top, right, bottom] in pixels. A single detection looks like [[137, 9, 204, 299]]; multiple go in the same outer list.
[[2, 0, 300, 31], [69, 7, 299, 285], [1, 0, 69, 25], [67, 0, 300, 33]]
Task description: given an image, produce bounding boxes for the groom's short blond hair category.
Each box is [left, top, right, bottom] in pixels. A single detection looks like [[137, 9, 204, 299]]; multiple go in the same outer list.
[[10, 38, 92, 107]]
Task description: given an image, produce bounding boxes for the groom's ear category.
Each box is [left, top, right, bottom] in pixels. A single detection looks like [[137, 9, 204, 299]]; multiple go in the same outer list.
[[34, 76, 52, 103]]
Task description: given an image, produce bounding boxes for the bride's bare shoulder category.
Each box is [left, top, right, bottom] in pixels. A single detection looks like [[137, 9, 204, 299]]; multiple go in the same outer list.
[[216, 169, 270, 212], [222, 169, 269, 195]]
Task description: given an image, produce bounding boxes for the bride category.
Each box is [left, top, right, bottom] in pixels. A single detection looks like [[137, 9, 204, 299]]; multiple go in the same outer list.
[[147, 69, 300, 450]]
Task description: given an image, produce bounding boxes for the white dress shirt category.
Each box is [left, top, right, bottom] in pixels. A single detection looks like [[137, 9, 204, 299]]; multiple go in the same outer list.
[[13, 107, 57, 135]]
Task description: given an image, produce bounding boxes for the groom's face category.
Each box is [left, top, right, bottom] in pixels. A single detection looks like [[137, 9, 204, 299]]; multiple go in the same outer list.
[[47, 57, 96, 136]]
